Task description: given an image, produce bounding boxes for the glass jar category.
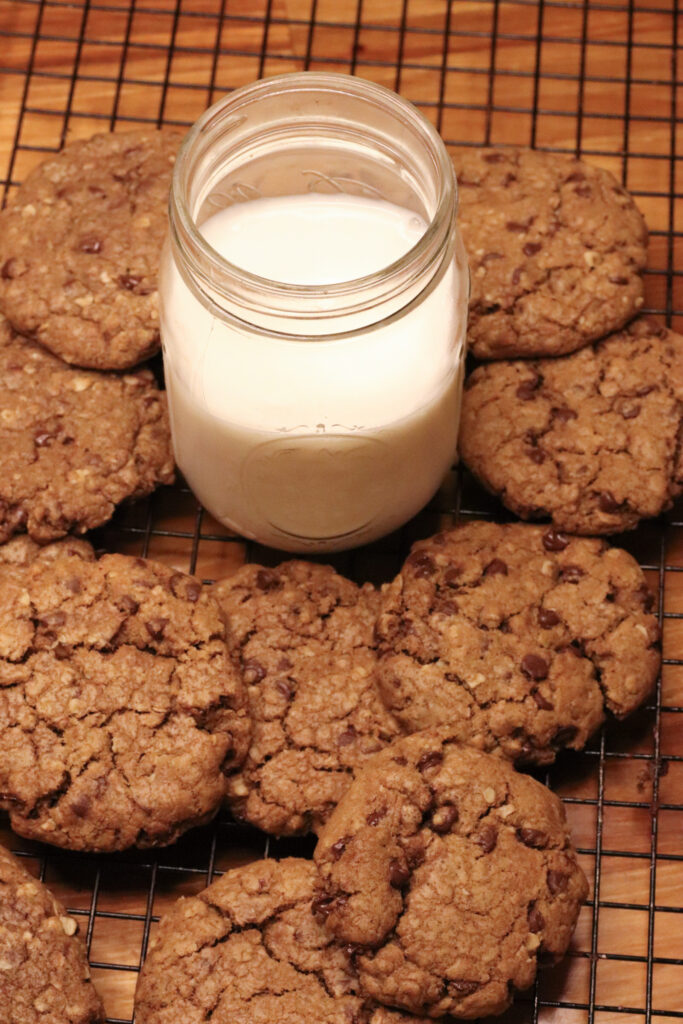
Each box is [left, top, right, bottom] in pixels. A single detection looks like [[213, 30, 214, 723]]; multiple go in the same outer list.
[[161, 72, 469, 553]]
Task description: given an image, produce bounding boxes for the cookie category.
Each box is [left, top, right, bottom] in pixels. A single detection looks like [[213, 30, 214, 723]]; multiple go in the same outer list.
[[0, 841, 104, 1022], [0, 549, 251, 851], [0, 534, 95, 571], [0, 129, 182, 370], [0, 317, 175, 543], [452, 147, 647, 359], [375, 521, 659, 764], [135, 856, 437, 1024], [459, 317, 683, 534], [314, 730, 588, 1018], [213, 561, 401, 835]]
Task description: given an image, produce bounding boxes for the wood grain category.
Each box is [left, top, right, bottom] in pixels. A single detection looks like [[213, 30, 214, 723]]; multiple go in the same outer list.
[[0, 1, 681, 1020]]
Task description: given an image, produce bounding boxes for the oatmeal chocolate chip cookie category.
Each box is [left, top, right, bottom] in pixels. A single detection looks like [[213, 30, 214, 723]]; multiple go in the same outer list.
[[375, 521, 659, 764], [0, 550, 251, 852], [0, 317, 174, 543], [0, 534, 94, 571], [452, 147, 647, 359], [213, 562, 401, 836], [314, 731, 588, 1019], [135, 858, 366, 1024], [0, 842, 104, 1023], [0, 129, 182, 370], [459, 317, 683, 535]]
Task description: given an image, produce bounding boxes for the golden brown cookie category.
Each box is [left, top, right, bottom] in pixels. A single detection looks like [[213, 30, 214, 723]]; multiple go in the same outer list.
[[459, 317, 683, 534], [0, 548, 251, 852], [0, 842, 104, 1022], [453, 147, 647, 359], [314, 730, 588, 1019], [375, 521, 659, 764], [0, 129, 182, 370], [213, 561, 401, 836], [0, 317, 175, 543]]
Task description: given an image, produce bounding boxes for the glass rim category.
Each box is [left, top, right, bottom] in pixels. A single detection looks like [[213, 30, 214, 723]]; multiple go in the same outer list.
[[170, 71, 457, 310]]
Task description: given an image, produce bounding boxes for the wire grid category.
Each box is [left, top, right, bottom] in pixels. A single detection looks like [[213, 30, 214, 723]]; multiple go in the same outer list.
[[0, 0, 682, 1021]]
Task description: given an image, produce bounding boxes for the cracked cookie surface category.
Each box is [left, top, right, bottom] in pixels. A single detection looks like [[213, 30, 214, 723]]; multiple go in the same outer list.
[[0, 317, 175, 543], [0, 841, 104, 1023], [135, 858, 360, 1024], [0, 549, 250, 851], [452, 147, 647, 359], [375, 521, 659, 765], [314, 730, 588, 1018], [213, 561, 401, 836], [0, 129, 182, 370], [459, 318, 683, 534]]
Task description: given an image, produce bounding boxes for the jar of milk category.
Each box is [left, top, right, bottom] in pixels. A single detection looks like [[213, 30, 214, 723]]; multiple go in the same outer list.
[[161, 72, 468, 552]]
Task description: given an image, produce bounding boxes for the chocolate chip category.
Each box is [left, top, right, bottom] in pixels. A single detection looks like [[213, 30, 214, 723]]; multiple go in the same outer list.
[[484, 558, 508, 576], [1, 258, 22, 280], [542, 528, 569, 552], [527, 447, 546, 464], [521, 653, 549, 680], [444, 566, 463, 586], [450, 980, 480, 997], [635, 384, 655, 397], [256, 568, 280, 591], [277, 656, 292, 671], [119, 594, 139, 615], [553, 724, 578, 746], [516, 373, 542, 401], [34, 431, 54, 447], [53, 643, 71, 660], [39, 610, 66, 629], [559, 565, 584, 583], [481, 251, 504, 263], [64, 577, 82, 595], [502, 172, 517, 187], [506, 217, 534, 232], [145, 617, 169, 640], [311, 895, 334, 920], [393, 756, 408, 766], [431, 804, 459, 834], [389, 859, 410, 888], [547, 869, 569, 894], [574, 184, 592, 197], [538, 607, 560, 628], [407, 551, 436, 578], [523, 241, 542, 256], [184, 581, 201, 602], [78, 235, 102, 254], [476, 825, 498, 853], [483, 152, 505, 163], [599, 491, 621, 513], [366, 807, 386, 826], [276, 679, 292, 699], [434, 598, 459, 616], [511, 266, 523, 286], [330, 836, 350, 861], [242, 659, 266, 684], [552, 406, 577, 423], [70, 794, 91, 819], [532, 690, 555, 711], [565, 171, 586, 183], [119, 273, 141, 290], [528, 904, 545, 931], [517, 827, 548, 849], [417, 750, 443, 772], [608, 274, 629, 285], [337, 725, 357, 747]]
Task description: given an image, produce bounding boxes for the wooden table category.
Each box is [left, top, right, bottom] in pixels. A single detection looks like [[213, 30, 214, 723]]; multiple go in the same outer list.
[[0, 2, 681, 1021]]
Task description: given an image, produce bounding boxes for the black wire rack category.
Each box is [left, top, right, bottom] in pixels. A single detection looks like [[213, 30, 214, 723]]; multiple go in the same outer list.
[[0, 1, 682, 1021]]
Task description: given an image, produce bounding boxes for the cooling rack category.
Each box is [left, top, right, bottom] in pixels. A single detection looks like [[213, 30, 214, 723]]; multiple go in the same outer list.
[[0, 1, 682, 1021]]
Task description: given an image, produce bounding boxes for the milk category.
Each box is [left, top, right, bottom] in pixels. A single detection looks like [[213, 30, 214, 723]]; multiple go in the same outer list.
[[162, 193, 466, 551]]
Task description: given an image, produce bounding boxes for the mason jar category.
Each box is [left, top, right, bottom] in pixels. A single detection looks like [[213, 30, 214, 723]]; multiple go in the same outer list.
[[161, 72, 469, 553]]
